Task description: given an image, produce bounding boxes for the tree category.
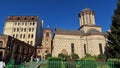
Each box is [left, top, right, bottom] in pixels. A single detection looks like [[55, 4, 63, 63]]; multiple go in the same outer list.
[[71, 54, 79, 60], [107, 0, 120, 59]]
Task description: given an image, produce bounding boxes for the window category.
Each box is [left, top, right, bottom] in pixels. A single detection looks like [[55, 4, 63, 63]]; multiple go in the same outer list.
[[28, 34, 30, 38], [45, 50, 49, 53], [38, 50, 40, 53], [21, 28, 23, 32], [33, 22, 35, 25], [15, 22, 17, 25], [31, 34, 33, 38], [32, 28, 34, 32], [27, 41, 29, 44], [29, 28, 31, 32], [0, 41, 3, 47], [84, 44, 87, 54], [30, 22, 32, 25], [46, 32, 49, 37], [31, 41, 32, 45], [14, 28, 16, 32], [71, 43, 74, 54], [20, 34, 22, 38], [16, 34, 18, 38], [23, 34, 25, 38], [24, 28, 26, 32], [99, 43, 103, 54]]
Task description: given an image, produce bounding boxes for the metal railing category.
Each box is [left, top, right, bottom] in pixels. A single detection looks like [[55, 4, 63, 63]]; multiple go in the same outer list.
[[40, 61, 115, 68], [6, 60, 119, 68]]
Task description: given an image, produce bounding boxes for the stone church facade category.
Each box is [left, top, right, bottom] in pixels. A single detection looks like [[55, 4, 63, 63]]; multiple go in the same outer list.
[[52, 8, 107, 58]]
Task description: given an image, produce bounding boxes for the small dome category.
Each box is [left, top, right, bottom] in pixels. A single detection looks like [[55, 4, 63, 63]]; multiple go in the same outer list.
[[82, 8, 93, 12]]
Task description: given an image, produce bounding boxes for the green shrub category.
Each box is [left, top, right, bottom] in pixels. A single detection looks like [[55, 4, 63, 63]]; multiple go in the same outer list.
[[81, 54, 96, 61], [97, 54, 106, 59], [45, 53, 52, 60], [71, 54, 79, 60], [58, 53, 68, 60], [48, 57, 62, 68], [107, 59, 120, 68]]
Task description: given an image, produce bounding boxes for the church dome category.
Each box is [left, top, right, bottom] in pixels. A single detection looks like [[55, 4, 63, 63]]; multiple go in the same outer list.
[[82, 8, 93, 12]]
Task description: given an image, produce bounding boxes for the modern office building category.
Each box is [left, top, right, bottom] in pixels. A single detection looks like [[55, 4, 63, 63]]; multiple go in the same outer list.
[[3, 16, 43, 47]]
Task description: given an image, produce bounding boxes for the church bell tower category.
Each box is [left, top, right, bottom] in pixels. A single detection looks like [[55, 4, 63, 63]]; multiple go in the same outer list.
[[78, 8, 95, 27]]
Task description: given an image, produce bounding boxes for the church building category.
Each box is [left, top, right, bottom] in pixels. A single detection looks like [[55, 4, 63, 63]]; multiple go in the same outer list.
[[52, 8, 107, 58]]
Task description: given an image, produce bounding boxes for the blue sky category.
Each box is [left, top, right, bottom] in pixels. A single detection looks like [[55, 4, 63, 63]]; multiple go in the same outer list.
[[0, 0, 117, 33]]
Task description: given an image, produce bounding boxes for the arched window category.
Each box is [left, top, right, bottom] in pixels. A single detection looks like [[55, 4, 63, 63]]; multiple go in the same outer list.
[[71, 43, 74, 54], [99, 43, 103, 54], [46, 32, 49, 37], [38, 50, 40, 54], [84, 44, 87, 54], [31, 34, 33, 38], [0, 41, 3, 47], [45, 50, 49, 53]]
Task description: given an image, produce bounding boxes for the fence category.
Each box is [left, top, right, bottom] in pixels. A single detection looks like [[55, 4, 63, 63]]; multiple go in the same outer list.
[[40, 61, 115, 68], [6, 60, 118, 68], [6, 64, 30, 68]]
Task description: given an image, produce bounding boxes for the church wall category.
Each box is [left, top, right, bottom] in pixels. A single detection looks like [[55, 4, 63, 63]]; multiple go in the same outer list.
[[86, 35, 106, 56], [52, 34, 106, 59], [52, 34, 83, 58]]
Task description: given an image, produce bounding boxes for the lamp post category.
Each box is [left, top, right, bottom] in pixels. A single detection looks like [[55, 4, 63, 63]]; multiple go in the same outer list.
[[10, 37, 15, 60]]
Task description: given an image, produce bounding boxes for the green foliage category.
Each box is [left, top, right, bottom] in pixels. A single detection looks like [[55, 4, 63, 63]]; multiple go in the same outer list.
[[107, 59, 120, 68], [48, 57, 62, 61], [45, 53, 52, 60], [81, 54, 96, 61], [48, 57, 62, 68], [58, 53, 68, 60], [97, 54, 106, 59], [71, 54, 79, 60], [107, 0, 120, 59], [107, 58, 120, 62], [58, 53, 64, 58]]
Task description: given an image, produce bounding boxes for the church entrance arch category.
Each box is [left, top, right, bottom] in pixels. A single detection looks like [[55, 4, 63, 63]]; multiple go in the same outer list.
[[61, 49, 68, 55]]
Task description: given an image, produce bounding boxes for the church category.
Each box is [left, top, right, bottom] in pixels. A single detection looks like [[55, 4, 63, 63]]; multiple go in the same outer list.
[[52, 8, 107, 58]]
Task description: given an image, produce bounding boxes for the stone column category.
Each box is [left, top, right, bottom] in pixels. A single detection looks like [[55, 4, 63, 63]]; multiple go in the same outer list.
[[84, 13, 87, 25]]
